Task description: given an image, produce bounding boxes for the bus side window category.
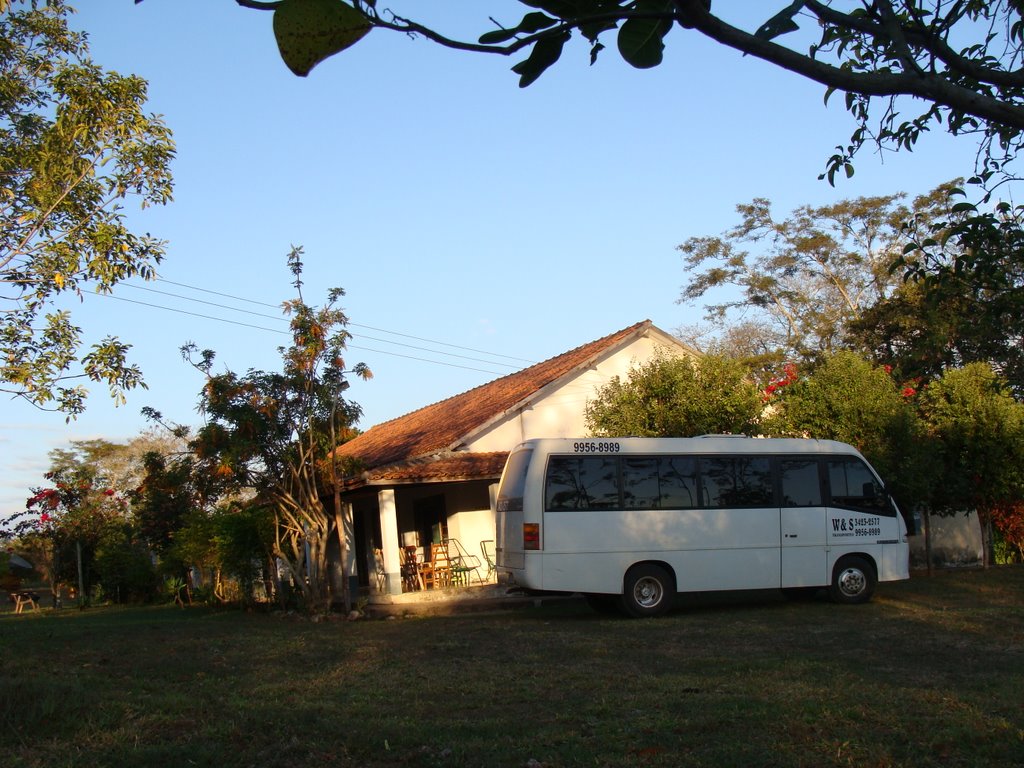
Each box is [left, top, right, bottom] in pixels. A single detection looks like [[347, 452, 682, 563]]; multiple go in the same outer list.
[[545, 456, 620, 510], [779, 458, 823, 507], [699, 457, 773, 508], [622, 457, 661, 508], [659, 456, 699, 509], [621, 456, 700, 509], [826, 458, 894, 516]]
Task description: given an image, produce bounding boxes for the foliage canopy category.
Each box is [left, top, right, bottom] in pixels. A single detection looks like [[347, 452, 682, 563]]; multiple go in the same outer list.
[[585, 351, 762, 437], [183, 248, 370, 610], [209, 1, 1024, 186], [2, 0, 174, 416]]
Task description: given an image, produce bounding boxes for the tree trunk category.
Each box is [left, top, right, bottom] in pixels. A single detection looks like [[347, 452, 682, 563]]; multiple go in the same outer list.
[[980, 514, 995, 569], [923, 509, 933, 577], [50, 539, 62, 610], [76, 539, 86, 607]]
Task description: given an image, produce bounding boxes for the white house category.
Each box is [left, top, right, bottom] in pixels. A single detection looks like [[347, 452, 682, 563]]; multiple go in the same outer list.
[[329, 320, 696, 597]]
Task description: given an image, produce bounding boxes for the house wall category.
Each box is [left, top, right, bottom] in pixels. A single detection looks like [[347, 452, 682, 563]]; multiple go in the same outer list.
[[446, 507, 494, 582], [909, 510, 984, 567], [467, 335, 693, 451]]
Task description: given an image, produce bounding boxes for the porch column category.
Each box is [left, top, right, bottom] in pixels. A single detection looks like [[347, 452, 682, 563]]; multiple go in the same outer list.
[[378, 488, 403, 595]]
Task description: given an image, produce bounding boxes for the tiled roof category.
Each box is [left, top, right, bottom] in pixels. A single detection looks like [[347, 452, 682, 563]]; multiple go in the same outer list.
[[359, 452, 510, 485], [336, 320, 655, 473]]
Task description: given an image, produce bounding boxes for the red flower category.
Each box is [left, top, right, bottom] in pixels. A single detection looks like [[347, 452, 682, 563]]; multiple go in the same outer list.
[[103, 489, 115, 496], [902, 386, 916, 398]]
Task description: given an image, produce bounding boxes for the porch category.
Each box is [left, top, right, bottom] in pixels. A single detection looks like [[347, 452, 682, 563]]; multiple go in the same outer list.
[[328, 471, 504, 600]]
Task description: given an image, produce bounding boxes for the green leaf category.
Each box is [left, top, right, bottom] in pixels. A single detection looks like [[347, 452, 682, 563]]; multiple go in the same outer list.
[[273, 0, 371, 77], [617, 15, 671, 69], [519, 0, 577, 19], [479, 11, 557, 44], [479, 27, 520, 45], [518, 11, 559, 33], [754, 1, 805, 42], [511, 31, 570, 88]]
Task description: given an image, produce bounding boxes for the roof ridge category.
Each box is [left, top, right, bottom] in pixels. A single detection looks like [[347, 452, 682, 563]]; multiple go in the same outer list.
[[362, 319, 652, 429], [336, 320, 656, 467]]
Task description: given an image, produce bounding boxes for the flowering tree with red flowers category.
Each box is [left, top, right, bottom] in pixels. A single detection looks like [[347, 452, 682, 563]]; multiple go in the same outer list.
[[761, 350, 931, 517], [917, 363, 1024, 567], [4, 468, 127, 606], [990, 503, 1024, 562], [761, 362, 799, 403]]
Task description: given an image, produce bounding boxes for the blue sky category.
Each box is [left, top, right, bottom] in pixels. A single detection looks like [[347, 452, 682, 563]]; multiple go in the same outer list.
[[0, 1, 982, 516]]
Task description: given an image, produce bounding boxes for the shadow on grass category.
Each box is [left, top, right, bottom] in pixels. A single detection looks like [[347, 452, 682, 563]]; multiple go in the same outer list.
[[1, 567, 1022, 767]]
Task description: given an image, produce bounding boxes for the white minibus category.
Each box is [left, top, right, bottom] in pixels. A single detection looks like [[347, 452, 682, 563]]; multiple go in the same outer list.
[[494, 436, 910, 617]]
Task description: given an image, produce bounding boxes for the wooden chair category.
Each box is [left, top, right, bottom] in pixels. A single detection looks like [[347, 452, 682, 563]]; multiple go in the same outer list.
[[399, 546, 424, 592], [423, 542, 452, 589]]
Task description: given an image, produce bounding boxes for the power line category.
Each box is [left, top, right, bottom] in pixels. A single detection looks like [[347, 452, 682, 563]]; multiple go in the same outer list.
[[119, 282, 524, 369], [138, 277, 537, 365], [99, 293, 517, 376]]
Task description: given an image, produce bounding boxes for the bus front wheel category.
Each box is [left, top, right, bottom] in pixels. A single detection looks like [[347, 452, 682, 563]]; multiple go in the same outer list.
[[621, 564, 674, 618], [829, 556, 876, 604]]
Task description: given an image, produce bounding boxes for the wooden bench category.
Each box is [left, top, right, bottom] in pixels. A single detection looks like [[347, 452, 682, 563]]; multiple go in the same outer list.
[[8, 591, 40, 613]]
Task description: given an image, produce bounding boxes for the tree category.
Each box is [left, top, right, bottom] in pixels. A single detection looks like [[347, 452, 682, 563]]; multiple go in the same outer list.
[[131, 448, 197, 555], [677, 181, 958, 366], [2, 0, 174, 416], [916, 362, 1024, 568], [210, 501, 275, 605], [184, 247, 370, 611], [585, 351, 762, 437], [856, 188, 1024, 394], [213, 1, 1024, 185], [851, 259, 1024, 396], [0, 430, 187, 604], [762, 350, 929, 514], [164, 501, 274, 605], [7, 464, 130, 606]]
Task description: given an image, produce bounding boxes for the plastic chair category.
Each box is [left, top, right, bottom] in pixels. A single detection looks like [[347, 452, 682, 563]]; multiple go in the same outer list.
[[481, 539, 497, 582]]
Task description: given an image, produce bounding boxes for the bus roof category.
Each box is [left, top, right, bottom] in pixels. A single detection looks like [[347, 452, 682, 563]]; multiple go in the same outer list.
[[512, 436, 867, 457]]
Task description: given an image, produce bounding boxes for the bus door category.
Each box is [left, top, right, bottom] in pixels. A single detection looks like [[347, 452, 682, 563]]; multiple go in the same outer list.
[[696, 455, 780, 590], [495, 447, 533, 573], [779, 458, 828, 587]]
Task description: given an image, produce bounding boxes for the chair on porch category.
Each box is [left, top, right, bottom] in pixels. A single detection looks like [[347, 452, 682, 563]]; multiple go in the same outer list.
[[373, 548, 388, 592], [422, 542, 453, 589], [399, 546, 424, 592], [444, 538, 482, 585], [481, 539, 497, 582]]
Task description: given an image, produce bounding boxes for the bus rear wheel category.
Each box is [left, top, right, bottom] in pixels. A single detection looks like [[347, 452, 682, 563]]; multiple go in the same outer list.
[[621, 564, 673, 618], [829, 556, 876, 604]]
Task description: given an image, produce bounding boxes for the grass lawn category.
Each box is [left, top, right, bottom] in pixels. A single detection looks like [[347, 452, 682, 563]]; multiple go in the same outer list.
[[2, 567, 1023, 768]]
